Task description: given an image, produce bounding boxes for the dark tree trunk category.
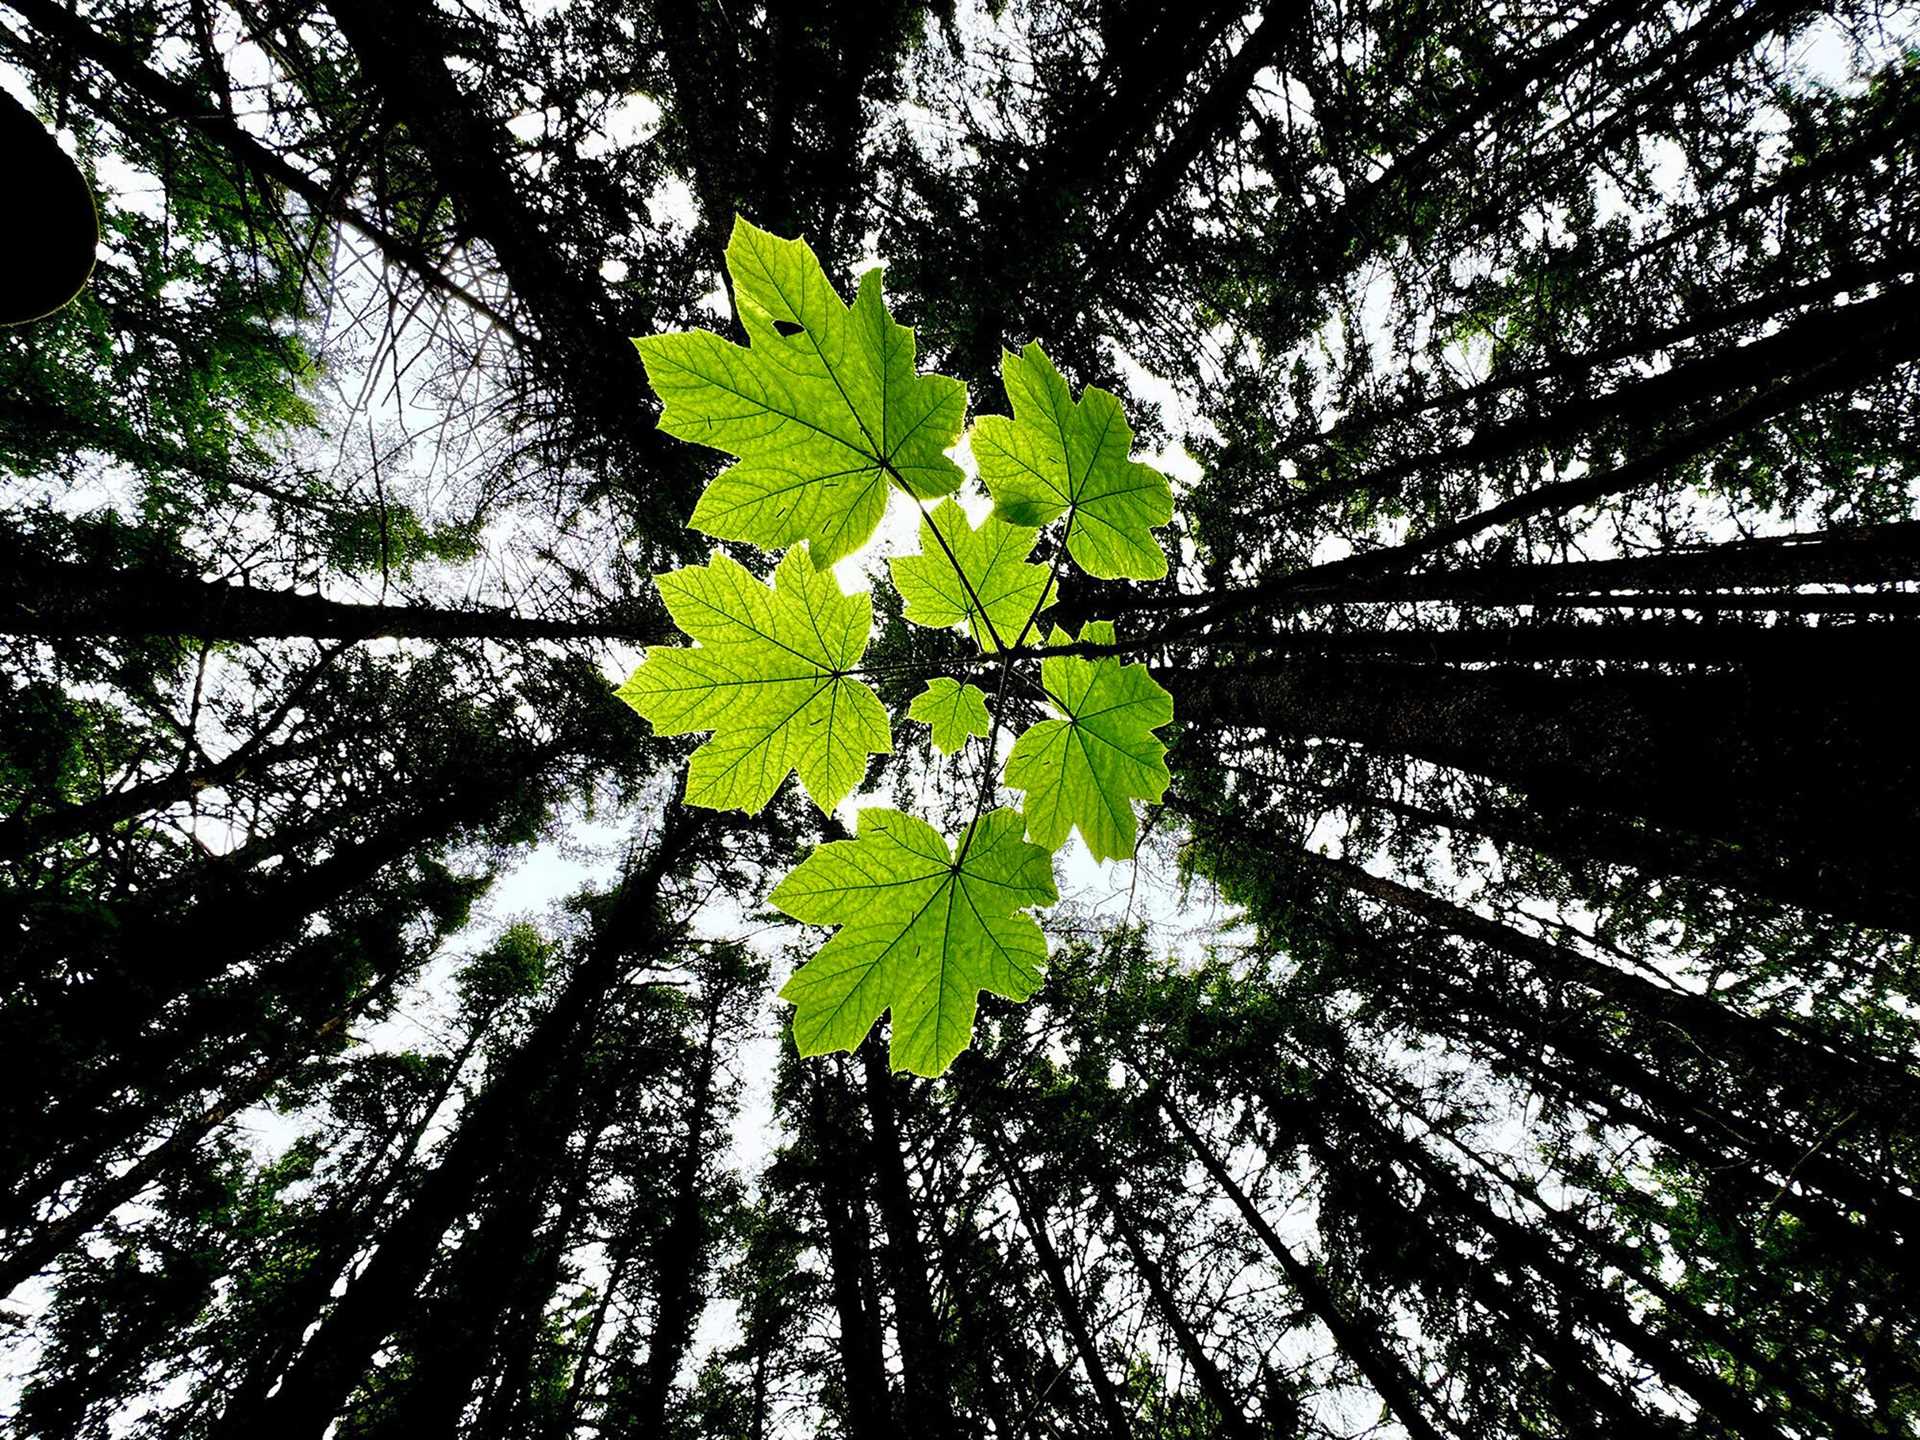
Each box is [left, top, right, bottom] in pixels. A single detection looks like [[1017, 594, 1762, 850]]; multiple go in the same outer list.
[[382, 1082, 614, 1435], [0, 962, 404, 1296], [1271, 838, 1920, 1119], [1198, 617, 1920, 667], [2, 750, 555, 1173], [1090, 1167, 1259, 1440], [1174, 656, 1920, 932], [221, 1010, 491, 1423], [216, 809, 702, 1439], [1154, 1090, 1457, 1440], [632, 985, 730, 1429], [0, 551, 658, 644], [320, 0, 693, 514], [979, 1119, 1133, 1440], [1301, 246, 1920, 458], [1114, 518, 1920, 618], [1363, 935, 1918, 1265], [1092, 0, 1310, 265], [0, 733, 328, 863], [1315, 1056, 1895, 1439], [802, 1066, 892, 1440], [1308, 1124, 1676, 1435], [860, 1045, 954, 1437], [1271, 773, 1918, 934]]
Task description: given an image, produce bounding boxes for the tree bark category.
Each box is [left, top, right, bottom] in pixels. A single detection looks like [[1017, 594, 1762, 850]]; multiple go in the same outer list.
[[1113, 518, 1920, 618], [0, 960, 405, 1296], [2, 746, 557, 1152], [1201, 617, 1920, 668], [1362, 935, 1918, 1263], [1322, 1055, 1898, 1438], [219, 1008, 492, 1423]]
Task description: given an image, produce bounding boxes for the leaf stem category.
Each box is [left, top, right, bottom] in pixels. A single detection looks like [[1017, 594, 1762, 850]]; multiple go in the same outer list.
[[880, 467, 1010, 653], [954, 508, 1078, 866]]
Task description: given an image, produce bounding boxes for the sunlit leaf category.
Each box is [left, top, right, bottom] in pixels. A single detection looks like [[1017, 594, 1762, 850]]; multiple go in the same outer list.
[[1003, 621, 1172, 861], [972, 342, 1173, 581], [908, 676, 992, 754], [635, 217, 965, 567], [888, 497, 1053, 651], [773, 808, 1056, 1076], [615, 545, 890, 814]]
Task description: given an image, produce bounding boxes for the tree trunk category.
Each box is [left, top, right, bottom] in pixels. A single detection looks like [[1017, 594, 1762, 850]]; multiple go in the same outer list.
[[219, 1008, 493, 1424], [321, 0, 691, 509], [1203, 617, 1920, 667], [216, 808, 702, 1439], [1368, 941, 1914, 1265], [1114, 518, 1920, 618], [802, 1065, 892, 1440], [3, 749, 555, 1168], [978, 1119, 1133, 1440], [1300, 246, 1920, 459], [1280, 839, 1920, 1120], [1089, 1167, 1259, 1440], [0, 960, 405, 1296], [1300, 1077, 1828, 1440], [1173, 656, 1920, 932], [0, 734, 328, 863], [1271, 772, 1918, 935], [0, 550, 658, 643], [1154, 1090, 1457, 1440], [632, 982, 730, 1429], [1323, 1054, 1900, 1438], [860, 1044, 954, 1437]]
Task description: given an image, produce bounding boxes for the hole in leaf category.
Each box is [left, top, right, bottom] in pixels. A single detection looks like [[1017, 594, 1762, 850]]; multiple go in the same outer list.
[[773, 319, 804, 337]]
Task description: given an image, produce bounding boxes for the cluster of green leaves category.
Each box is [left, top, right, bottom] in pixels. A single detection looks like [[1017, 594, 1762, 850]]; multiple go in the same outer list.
[[618, 218, 1175, 1076]]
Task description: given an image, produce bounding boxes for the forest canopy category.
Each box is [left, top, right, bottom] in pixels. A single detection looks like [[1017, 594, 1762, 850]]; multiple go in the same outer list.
[[2, 1, 1918, 1438]]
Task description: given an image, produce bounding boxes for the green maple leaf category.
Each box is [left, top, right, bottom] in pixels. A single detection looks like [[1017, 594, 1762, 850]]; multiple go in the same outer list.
[[635, 218, 966, 568], [1002, 621, 1172, 862], [615, 545, 890, 814], [888, 497, 1053, 651], [772, 808, 1057, 1076], [972, 342, 1174, 581], [908, 677, 992, 754]]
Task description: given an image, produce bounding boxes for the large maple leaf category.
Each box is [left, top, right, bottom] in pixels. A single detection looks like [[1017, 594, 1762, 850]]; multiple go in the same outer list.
[[772, 808, 1057, 1076], [615, 546, 890, 814], [635, 217, 965, 567], [972, 342, 1174, 581]]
